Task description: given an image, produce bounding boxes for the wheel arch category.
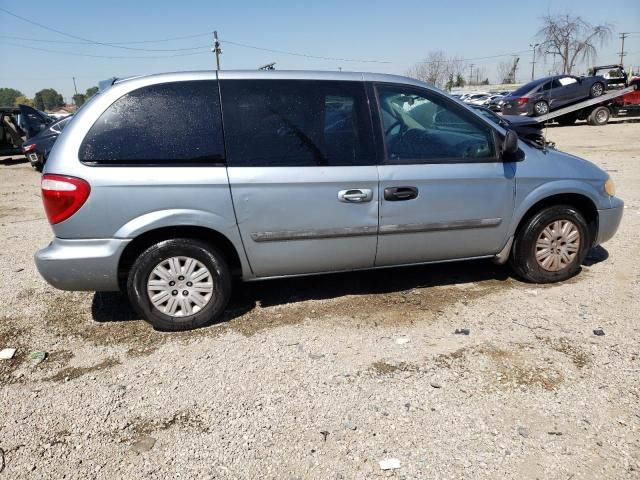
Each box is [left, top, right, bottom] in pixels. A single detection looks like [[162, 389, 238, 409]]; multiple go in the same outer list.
[[511, 192, 599, 247], [118, 225, 249, 288]]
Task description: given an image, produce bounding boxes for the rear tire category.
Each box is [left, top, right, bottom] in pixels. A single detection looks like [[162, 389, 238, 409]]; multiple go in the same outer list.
[[127, 238, 231, 331], [533, 100, 549, 116], [587, 106, 610, 126], [510, 205, 590, 283]]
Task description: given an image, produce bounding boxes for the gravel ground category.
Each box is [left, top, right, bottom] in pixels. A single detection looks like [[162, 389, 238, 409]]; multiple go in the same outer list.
[[0, 121, 638, 479]]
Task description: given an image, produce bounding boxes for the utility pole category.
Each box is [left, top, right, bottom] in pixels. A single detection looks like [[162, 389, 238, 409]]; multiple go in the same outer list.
[[618, 33, 629, 67], [212, 31, 222, 70], [468, 64, 474, 85], [529, 43, 540, 80], [72, 77, 78, 96]]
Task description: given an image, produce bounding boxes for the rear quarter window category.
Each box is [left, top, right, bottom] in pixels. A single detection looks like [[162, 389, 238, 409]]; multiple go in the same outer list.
[[79, 80, 224, 165]]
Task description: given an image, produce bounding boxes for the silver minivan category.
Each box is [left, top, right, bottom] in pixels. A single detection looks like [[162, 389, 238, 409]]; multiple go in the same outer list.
[[35, 71, 623, 330]]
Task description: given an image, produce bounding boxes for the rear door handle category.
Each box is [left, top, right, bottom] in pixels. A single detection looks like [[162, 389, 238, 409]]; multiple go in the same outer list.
[[338, 188, 373, 203], [384, 186, 418, 201]]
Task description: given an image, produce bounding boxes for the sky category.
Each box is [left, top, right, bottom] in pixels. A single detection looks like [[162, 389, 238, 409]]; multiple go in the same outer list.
[[0, 0, 638, 101]]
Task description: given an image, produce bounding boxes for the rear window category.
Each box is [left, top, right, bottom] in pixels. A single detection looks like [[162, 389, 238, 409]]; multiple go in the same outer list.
[[509, 80, 546, 97], [219, 80, 374, 167], [79, 80, 224, 165]]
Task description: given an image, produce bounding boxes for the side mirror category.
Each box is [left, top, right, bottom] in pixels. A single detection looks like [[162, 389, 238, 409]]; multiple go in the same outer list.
[[501, 130, 519, 158]]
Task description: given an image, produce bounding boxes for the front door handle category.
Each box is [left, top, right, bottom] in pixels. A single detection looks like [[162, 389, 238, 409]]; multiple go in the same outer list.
[[338, 188, 373, 203], [384, 186, 419, 201]]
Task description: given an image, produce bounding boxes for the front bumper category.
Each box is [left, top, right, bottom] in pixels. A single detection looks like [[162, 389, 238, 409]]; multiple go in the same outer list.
[[35, 238, 130, 291], [596, 198, 624, 245]]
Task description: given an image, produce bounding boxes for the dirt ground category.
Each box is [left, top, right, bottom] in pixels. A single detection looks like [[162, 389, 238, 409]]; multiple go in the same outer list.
[[0, 121, 638, 479]]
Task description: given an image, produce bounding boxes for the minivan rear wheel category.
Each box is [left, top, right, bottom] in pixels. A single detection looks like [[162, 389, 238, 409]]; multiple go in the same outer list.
[[510, 205, 590, 283], [127, 238, 231, 331]]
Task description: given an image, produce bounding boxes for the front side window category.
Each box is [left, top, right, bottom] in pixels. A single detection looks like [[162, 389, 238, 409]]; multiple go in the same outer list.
[[80, 80, 224, 165], [220, 80, 374, 167], [376, 85, 496, 164]]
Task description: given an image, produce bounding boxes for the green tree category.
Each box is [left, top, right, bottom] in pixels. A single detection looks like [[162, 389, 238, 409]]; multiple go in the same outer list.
[[85, 86, 98, 99], [14, 95, 34, 107], [454, 74, 466, 88], [73, 94, 86, 107], [34, 88, 64, 111], [0, 87, 24, 107]]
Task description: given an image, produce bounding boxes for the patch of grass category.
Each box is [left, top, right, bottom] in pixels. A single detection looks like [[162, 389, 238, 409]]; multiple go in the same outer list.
[[370, 361, 420, 375]]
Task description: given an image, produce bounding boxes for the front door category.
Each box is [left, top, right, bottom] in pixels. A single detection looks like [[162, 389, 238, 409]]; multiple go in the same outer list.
[[220, 77, 379, 277], [18, 105, 49, 138], [373, 83, 515, 266]]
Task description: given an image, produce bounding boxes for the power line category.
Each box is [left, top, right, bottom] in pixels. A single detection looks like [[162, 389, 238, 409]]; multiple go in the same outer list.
[[0, 6, 207, 52], [2, 42, 210, 59], [0, 35, 209, 51], [0, 33, 211, 45], [221, 38, 392, 64]]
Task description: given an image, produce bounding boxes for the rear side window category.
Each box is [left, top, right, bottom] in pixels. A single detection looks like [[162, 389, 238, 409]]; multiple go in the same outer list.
[[220, 80, 374, 167], [80, 80, 224, 165]]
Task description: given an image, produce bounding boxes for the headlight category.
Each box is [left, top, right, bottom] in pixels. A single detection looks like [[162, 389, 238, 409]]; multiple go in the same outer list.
[[604, 177, 616, 197]]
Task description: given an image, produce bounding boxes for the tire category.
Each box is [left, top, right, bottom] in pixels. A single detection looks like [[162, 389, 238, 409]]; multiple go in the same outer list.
[[533, 100, 549, 116], [587, 106, 610, 126], [557, 115, 577, 126], [510, 205, 590, 283], [127, 238, 231, 331], [589, 82, 604, 98]]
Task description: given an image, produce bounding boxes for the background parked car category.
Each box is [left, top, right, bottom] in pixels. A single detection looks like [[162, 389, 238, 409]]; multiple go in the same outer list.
[[486, 95, 506, 111], [0, 104, 54, 154], [463, 93, 492, 105], [502, 74, 606, 116], [22, 116, 72, 171], [591, 64, 628, 89]]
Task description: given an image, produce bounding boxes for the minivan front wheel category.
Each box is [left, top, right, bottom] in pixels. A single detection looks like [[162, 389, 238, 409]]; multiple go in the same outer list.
[[127, 238, 231, 331], [510, 205, 590, 283]]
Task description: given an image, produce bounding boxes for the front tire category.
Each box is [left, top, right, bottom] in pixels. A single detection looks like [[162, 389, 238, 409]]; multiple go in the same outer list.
[[127, 238, 231, 331], [589, 82, 604, 98], [510, 205, 590, 283]]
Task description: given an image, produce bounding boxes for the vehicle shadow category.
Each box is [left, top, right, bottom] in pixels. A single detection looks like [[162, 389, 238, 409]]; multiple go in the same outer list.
[[91, 246, 608, 325], [0, 156, 28, 166], [91, 259, 512, 324], [583, 245, 609, 266]]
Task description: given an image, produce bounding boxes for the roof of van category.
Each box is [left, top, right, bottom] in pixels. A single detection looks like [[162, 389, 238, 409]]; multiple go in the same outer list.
[[102, 70, 419, 86]]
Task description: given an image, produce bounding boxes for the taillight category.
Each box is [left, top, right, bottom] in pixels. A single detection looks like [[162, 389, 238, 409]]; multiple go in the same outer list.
[[516, 97, 529, 106], [41, 174, 91, 224], [22, 143, 36, 153]]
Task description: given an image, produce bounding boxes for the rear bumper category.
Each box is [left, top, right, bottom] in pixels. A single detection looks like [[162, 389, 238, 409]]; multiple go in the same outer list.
[[35, 238, 130, 291], [596, 198, 624, 245]]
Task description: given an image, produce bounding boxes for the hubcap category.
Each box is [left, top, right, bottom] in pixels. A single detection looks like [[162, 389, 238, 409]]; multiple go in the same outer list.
[[596, 110, 607, 123], [535, 220, 581, 272], [147, 256, 214, 317]]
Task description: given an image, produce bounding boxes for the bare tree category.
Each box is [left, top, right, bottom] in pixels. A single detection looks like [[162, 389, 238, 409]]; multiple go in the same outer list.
[[497, 61, 513, 84], [536, 13, 612, 75], [406, 51, 468, 90]]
